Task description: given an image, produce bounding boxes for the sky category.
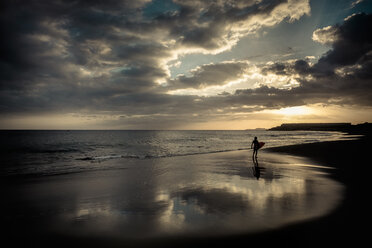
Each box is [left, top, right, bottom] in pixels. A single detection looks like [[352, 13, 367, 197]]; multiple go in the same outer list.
[[0, 0, 371, 130]]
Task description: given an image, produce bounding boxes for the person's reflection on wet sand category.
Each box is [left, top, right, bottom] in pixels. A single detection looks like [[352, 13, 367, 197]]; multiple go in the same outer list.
[[252, 156, 261, 180]]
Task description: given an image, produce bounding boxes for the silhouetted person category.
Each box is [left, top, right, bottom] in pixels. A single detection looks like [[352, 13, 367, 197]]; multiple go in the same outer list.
[[251, 136, 259, 158]]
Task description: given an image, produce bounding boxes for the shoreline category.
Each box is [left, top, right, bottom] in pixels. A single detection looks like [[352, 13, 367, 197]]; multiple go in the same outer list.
[[3, 134, 370, 247], [147, 134, 371, 247], [266, 134, 370, 182], [165, 135, 370, 247], [149, 135, 370, 248], [256, 134, 371, 246]]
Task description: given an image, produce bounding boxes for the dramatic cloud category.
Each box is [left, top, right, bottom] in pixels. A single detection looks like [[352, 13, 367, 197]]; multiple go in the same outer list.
[[0, 0, 371, 129], [312, 25, 339, 45], [350, 0, 365, 8], [315, 13, 372, 69], [0, 0, 311, 114], [245, 12, 372, 107], [167, 61, 250, 89], [172, 12, 372, 112]]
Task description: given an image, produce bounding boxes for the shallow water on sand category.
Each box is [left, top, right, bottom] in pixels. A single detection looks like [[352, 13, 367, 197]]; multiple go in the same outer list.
[[3, 150, 343, 240]]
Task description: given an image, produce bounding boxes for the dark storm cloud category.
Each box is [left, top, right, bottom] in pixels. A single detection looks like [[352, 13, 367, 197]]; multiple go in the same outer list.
[[315, 13, 372, 68], [167, 61, 249, 89], [8, 1, 369, 128], [260, 59, 312, 77], [163, 0, 303, 51], [0, 0, 151, 89], [247, 12, 372, 108], [99, 10, 371, 127], [0, 0, 312, 119], [168, 12, 372, 113], [261, 62, 289, 75]]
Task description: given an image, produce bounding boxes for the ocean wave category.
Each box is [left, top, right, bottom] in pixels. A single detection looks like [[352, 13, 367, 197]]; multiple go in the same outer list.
[[2, 165, 129, 178], [5, 147, 81, 154], [75, 148, 251, 162], [36, 148, 80, 153], [5, 148, 254, 177], [77, 154, 127, 161], [1, 130, 355, 178]]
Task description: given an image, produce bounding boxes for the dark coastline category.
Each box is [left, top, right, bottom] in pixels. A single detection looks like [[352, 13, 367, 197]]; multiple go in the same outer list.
[[6, 132, 371, 248]]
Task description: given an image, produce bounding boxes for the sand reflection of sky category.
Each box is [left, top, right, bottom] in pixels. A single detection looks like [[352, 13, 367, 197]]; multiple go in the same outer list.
[[144, 151, 343, 237], [53, 151, 343, 239]]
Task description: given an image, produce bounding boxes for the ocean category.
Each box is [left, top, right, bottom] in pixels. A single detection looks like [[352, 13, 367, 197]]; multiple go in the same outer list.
[[1, 130, 348, 241], [0, 130, 356, 177]]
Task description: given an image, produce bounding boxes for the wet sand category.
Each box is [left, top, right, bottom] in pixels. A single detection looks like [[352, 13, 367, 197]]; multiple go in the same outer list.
[[1, 138, 358, 247], [263, 135, 371, 247]]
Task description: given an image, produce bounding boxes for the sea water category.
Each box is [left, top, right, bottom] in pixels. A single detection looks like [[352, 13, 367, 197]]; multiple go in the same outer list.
[[1, 130, 347, 240], [0, 130, 357, 177]]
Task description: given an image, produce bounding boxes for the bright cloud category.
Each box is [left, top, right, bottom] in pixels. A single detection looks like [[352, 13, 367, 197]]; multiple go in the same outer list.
[[0, 1, 371, 129]]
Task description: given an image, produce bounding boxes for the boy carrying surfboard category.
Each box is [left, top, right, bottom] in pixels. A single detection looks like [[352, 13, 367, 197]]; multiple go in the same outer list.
[[251, 137, 264, 158]]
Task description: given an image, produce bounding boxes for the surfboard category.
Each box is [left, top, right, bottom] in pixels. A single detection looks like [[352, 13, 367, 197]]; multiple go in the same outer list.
[[258, 142, 265, 149]]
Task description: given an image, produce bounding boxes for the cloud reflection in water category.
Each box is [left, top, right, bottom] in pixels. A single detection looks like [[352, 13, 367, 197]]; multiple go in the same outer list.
[[41, 151, 343, 239]]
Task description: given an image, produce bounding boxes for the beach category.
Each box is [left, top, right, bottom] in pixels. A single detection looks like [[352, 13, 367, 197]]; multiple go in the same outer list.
[[2, 131, 369, 247], [2, 0, 372, 247], [263, 134, 371, 246]]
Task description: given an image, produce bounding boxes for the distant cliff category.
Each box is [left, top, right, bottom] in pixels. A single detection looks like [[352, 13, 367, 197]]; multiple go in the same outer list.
[[269, 122, 372, 134]]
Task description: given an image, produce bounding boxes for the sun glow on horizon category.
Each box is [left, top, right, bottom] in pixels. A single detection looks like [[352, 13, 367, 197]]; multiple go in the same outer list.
[[272, 106, 312, 116]]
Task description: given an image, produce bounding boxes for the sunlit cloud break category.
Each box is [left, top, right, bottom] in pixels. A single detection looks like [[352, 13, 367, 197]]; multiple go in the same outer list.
[[0, 0, 371, 129]]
